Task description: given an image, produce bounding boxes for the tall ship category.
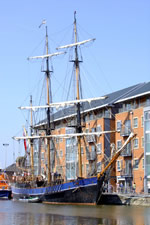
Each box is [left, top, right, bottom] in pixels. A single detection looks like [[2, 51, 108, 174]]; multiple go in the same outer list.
[[11, 12, 135, 204]]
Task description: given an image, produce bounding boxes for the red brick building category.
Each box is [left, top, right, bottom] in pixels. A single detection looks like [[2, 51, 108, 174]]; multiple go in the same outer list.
[[35, 82, 150, 194]]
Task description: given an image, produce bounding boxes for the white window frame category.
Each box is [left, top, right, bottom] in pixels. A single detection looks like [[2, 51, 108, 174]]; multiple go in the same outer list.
[[81, 147, 84, 154], [59, 150, 63, 158], [117, 140, 122, 150], [97, 161, 102, 172], [116, 120, 122, 131], [117, 160, 121, 171], [85, 128, 89, 133], [141, 137, 144, 148], [133, 138, 139, 149], [133, 158, 139, 170], [133, 117, 138, 128], [96, 125, 102, 132], [141, 115, 144, 127], [86, 164, 89, 176], [89, 113, 94, 121], [96, 143, 102, 154], [142, 158, 144, 169]]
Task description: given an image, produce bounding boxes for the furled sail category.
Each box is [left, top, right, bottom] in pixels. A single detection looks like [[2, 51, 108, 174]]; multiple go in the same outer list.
[[13, 130, 115, 141], [19, 96, 107, 110], [27, 51, 66, 60], [56, 38, 96, 50]]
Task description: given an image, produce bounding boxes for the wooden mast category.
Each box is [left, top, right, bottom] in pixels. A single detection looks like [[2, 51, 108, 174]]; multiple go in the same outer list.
[[45, 26, 51, 184], [74, 12, 82, 178], [30, 95, 34, 179], [26, 24, 65, 184]]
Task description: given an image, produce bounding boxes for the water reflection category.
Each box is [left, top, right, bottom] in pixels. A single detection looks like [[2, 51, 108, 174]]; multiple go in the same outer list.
[[9, 213, 117, 225], [0, 200, 150, 225]]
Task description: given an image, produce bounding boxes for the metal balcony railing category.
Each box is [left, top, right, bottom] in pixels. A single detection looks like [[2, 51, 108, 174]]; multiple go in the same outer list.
[[120, 127, 131, 137], [121, 146, 132, 157], [86, 135, 96, 143], [120, 168, 132, 177]]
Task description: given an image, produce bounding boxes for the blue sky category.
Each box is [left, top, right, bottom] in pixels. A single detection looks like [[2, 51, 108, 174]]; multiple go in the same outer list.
[[0, 0, 150, 168]]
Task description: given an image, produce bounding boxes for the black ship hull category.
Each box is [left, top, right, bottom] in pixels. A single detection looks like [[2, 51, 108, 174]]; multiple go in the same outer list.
[[12, 176, 105, 205], [43, 177, 104, 205]]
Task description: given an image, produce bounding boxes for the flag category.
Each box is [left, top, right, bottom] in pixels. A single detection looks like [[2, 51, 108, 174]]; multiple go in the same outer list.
[[23, 132, 27, 151], [23, 126, 28, 152]]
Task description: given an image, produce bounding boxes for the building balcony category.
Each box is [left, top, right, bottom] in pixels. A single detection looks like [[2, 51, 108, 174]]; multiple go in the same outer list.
[[121, 146, 132, 157], [90, 151, 96, 160], [86, 151, 96, 161], [86, 135, 96, 143], [120, 168, 132, 177], [120, 127, 131, 137]]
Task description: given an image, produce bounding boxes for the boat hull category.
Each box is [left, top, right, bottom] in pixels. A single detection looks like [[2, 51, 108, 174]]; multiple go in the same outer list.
[[0, 190, 12, 199], [11, 176, 105, 204]]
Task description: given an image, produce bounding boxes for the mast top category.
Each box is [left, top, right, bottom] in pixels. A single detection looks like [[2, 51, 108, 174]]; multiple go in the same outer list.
[[74, 11, 76, 22]]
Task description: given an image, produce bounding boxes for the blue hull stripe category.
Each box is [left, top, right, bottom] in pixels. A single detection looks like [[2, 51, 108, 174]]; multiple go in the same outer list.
[[12, 177, 98, 196]]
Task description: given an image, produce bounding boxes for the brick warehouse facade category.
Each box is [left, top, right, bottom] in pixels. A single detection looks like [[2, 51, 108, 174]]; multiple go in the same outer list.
[[34, 82, 150, 194]]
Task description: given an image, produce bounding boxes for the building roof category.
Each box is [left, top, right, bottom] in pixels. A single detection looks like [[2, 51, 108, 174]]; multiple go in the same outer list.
[[5, 163, 21, 173], [35, 81, 150, 126]]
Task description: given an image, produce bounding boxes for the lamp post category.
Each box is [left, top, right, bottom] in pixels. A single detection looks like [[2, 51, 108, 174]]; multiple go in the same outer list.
[[3, 144, 9, 170]]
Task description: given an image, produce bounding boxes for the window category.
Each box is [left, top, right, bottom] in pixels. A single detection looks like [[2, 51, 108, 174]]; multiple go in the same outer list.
[[124, 120, 131, 134], [133, 100, 139, 109], [146, 155, 150, 164], [59, 138, 63, 143], [41, 152, 45, 160], [125, 160, 132, 175], [145, 133, 150, 153], [104, 109, 110, 118], [141, 116, 144, 127], [97, 143, 102, 154], [117, 160, 121, 171], [89, 114, 94, 121], [117, 140, 122, 150], [145, 111, 150, 121], [86, 146, 90, 160], [56, 166, 63, 174], [85, 114, 89, 122], [97, 162, 102, 172], [91, 127, 96, 133], [141, 137, 144, 148], [86, 164, 89, 176], [81, 147, 84, 154], [82, 165, 84, 175], [91, 145, 96, 160], [59, 150, 63, 157], [66, 162, 76, 180], [97, 111, 103, 118], [117, 121, 122, 131], [85, 128, 89, 133], [41, 138, 46, 148], [56, 138, 59, 143], [133, 159, 139, 169], [146, 97, 150, 106], [125, 103, 132, 111], [96, 125, 102, 132], [66, 146, 77, 161], [133, 117, 138, 128], [133, 138, 139, 149]]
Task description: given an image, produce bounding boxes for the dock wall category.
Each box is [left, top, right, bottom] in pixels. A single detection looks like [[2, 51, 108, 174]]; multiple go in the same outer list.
[[100, 193, 150, 206]]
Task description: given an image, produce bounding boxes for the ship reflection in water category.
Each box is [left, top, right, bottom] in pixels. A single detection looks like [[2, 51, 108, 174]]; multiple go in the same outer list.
[[0, 200, 150, 225]]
